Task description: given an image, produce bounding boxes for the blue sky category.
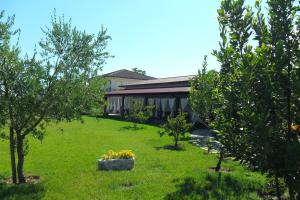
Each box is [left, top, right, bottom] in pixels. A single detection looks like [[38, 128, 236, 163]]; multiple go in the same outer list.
[[3, 1, 231, 77]]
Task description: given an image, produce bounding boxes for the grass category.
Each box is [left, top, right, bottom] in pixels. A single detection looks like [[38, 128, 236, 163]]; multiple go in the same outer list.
[[0, 117, 266, 199]]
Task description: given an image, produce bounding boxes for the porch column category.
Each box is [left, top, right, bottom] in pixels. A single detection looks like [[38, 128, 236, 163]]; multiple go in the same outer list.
[[174, 96, 180, 116], [121, 96, 125, 117], [144, 96, 148, 106], [103, 96, 108, 116]]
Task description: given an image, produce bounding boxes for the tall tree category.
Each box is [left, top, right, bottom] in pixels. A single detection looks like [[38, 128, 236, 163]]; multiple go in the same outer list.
[[189, 55, 219, 127], [0, 11, 111, 183], [267, 1, 300, 197], [190, 0, 300, 198], [212, 0, 254, 171]]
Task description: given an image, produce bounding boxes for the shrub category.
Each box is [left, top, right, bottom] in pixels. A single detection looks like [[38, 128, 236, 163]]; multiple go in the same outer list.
[[260, 177, 286, 199], [126, 100, 154, 129], [158, 112, 192, 148]]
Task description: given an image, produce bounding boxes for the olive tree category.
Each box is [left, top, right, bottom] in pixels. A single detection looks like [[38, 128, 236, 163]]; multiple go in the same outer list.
[[0, 11, 111, 183], [0, 10, 21, 184]]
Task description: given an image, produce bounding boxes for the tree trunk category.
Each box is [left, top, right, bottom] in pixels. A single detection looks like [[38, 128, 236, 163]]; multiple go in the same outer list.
[[4, 80, 17, 184], [215, 148, 224, 172], [174, 135, 178, 148], [9, 127, 17, 184], [16, 133, 25, 184]]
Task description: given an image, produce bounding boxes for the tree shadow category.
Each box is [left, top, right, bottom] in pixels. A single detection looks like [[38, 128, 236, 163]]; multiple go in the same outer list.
[[154, 145, 186, 151], [119, 125, 145, 131], [0, 182, 45, 200], [165, 173, 262, 200], [179, 136, 191, 141], [102, 115, 164, 127]]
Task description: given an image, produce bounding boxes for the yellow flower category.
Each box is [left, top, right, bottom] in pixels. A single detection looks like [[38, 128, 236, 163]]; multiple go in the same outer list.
[[101, 150, 135, 160]]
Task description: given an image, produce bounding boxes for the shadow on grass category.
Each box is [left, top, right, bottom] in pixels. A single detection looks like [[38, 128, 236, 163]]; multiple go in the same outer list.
[[165, 173, 262, 200], [119, 125, 145, 131], [101, 115, 165, 126], [179, 136, 191, 141], [0, 182, 45, 200], [154, 145, 186, 151]]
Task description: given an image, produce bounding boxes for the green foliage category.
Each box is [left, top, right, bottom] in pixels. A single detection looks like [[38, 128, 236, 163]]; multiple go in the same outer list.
[[132, 67, 146, 75], [0, 10, 22, 183], [190, 55, 219, 126], [159, 112, 192, 148], [261, 177, 286, 199], [211, 0, 255, 170], [126, 100, 154, 129], [209, 0, 300, 198], [0, 10, 111, 183], [0, 10, 20, 130], [82, 76, 107, 116]]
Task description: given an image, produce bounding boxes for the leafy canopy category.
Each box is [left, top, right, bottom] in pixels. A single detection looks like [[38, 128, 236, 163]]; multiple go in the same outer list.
[[190, 55, 219, 126], [126, 100, 154, 128], [159, 112, 192, 148], [0, 10, 112, 183]]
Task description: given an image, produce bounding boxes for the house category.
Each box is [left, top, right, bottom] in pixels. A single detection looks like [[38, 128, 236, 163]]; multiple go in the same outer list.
[[105, 72, 195, 121], [102, 69, 155, 92]]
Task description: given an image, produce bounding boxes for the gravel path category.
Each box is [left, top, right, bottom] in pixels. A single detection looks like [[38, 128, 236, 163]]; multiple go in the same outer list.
[[190, 129, 221, 153]]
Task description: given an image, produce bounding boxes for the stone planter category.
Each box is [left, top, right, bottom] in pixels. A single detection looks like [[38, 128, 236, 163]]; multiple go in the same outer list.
[[98, 158, 135, 171]]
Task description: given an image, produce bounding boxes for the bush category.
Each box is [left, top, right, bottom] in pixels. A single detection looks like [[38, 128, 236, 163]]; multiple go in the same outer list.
[[126, 100, 154, 128], [159, 112, 192, 148], [260, 177, 286, 199]]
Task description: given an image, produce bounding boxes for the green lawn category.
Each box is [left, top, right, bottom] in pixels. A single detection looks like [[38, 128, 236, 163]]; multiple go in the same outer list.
[[0, 117, 265, 200]]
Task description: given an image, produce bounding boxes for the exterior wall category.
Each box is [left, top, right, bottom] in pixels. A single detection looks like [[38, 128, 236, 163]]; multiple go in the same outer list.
[[104, 77, 145, 92]]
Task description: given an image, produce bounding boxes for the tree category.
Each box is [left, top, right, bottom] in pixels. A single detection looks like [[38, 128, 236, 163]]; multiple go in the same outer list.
[[211, 0, 255, 175], [0, 11, 111, 183], [126, 100, 154, 129], [189, 55, 219, 127], [159, 112, 192, 148], [211, 0, 300, 198], [132, 67, 146, 75], [0, 10, 21, 184], [190, 56, 225, 171]]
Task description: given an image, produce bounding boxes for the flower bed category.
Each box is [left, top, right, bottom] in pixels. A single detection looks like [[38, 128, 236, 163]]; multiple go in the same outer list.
[[98, 150, 135, 171]]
